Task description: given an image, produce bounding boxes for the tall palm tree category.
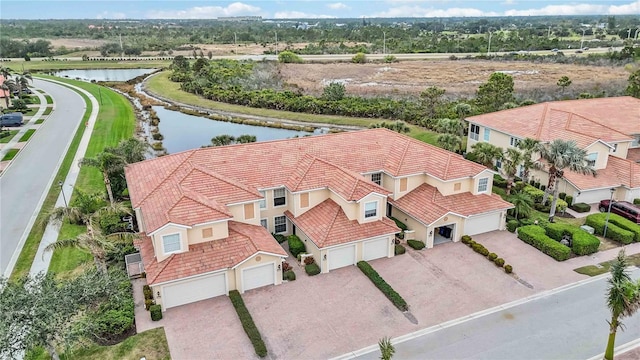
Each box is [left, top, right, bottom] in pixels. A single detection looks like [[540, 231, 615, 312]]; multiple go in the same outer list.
[[235, 134, 257, 144], [0, 66, 13, 80], [111, 138, 150, 163], [0, 79, 17, 109], [537, 139, 596, 222], [436, 133, 462, 152], [604, 249, 640, 360], [80, 152, 127, 205], [470, 142, 503, 168], [41, 190, 110, 228], [517, 138, 541, 184], [15, 72, 32, 95], [211, 134, 236, 146], [502, 147, 523, 195], [508, 191, 533, 220]]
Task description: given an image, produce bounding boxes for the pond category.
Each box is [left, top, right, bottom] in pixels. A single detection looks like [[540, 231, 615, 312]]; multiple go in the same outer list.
[[154, 106, 327, 154], [52, 68, 157, 82]]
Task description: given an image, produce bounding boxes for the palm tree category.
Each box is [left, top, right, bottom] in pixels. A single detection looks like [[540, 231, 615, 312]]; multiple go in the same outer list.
[[235, 134, 257, 144], [111, 138, 150, 163], [517, 138, 541, 184], [508, 191, 534, 220], [0, 79, 17, 109], [378, 337, 395, 360], [604, 249, 640, 360], [211, 134, 236, 146], [502, 147, 523, 195], [41, 190, 109, 227], [470, 142, 503, 168], [0, 66, 13, 80], [437, 118, 467, 153], [537, 139, 596, 222], [436, 133, 462, 152], [15, 72, 32, 95], [453, 102, 473, 120], [80, 152, 126, 205]]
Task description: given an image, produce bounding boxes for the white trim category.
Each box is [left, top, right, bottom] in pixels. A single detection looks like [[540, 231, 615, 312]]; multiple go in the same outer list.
[[154, 267, 229, 287], [471, 168, 499, 178], [290, 187, 325, 195], [232, 252, 287, 269], [148, 222, 192, 236], [161, 232, 183, 255], [585, 139, 616, 150], [274, 215, 287, 233], [477, 177, 490, 193], [192, 218, 231, 227], [354, 192, 389, 203], [273, 187, 287, 208], [427, 211, 467, 226], [327, 243, 357, 270], [227, 199, 261, 206], [362, 236, 392, 259], [321, 233, 397, 250], [240, 261, 277, 293]]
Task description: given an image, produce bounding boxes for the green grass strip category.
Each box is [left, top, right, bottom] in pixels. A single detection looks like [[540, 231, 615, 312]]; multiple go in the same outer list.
[[0, 130, 19, 143], [45, 95, 53, 104], [42, 107, 53, 116], [35, 119, 44, 124], [2, 149, 19, 161], [13, 59, 171, 72], [18, 129, 35, 142], [574, 253, 640, 276]]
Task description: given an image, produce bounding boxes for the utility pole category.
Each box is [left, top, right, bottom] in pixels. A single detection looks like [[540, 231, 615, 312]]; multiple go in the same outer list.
[[487, 30, 493, 55], [275, 31, 278, 55], [580, 29, 586, 50]]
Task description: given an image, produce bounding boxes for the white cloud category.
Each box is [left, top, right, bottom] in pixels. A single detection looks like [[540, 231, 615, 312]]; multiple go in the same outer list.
[[273, 11, 336, 19], [146, 2, 262, 19], [502, 0, 517, 5], [504, 1, 639, 16], [328, 2, 350, 10], [373, 6, 499, 17], [96, 11, 127, 19]]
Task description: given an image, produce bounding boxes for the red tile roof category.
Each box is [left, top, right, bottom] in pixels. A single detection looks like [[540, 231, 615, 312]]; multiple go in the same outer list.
[[285, 199, 399, 248], [564, 155, 640, 190], [467, 97, 639, 148], [390, 184, 513, 225], [140, 221, 287, 285], [628, 148, 640, 164]]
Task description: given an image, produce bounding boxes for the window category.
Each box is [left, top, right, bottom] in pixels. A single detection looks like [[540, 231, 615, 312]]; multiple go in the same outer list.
[[400, 178, 408, 192], [244, 203, 255, 220], [483, 128, 490, 142], [477, 178, 488, 193], [300, 192, 309, 208], [274, 216, 287, 233], [162, 233, 181, 253], [510, 137, 520, 147], [454, 182, 461, 191], [273, 188, 286, 207], [364, 201, 377, 218], [470, 124, 480, 141], [260, 219, 267, 228], [259, 191, 266, 209], [586, 153, 597, 167], [202, 228, 213, 238], [495, 158, 502, 169], [371, 173, 382, 186]]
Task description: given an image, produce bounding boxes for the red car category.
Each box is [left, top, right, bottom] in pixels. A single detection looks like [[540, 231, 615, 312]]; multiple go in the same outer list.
[[599, 200, 640, 224]]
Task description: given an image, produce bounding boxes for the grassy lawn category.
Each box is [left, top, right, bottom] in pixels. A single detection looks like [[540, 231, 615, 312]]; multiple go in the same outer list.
[[48, 222, 92, 277], [574, 253, 640, 277], [27, 327, 171, 360], [2, 148, 19, 161], [19, 108, 37, 116], [19, 129, 36, 142], [29, 95, 41, 105], [0, 130, 19, 143], [45, 95, 53, 105], [42, 107, 53, 116], [12, 59, 171, 72], [146, 71, 439, 144]]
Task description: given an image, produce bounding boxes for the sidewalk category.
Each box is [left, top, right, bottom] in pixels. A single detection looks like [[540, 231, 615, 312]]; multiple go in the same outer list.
[[28, 79, 99, 276]]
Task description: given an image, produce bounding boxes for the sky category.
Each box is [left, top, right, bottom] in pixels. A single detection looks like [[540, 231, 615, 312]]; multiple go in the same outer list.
[[1, 0, 639, 19]]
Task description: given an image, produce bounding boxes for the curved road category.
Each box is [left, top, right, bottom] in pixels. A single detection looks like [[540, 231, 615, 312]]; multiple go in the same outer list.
[[0, 79, 87, 277]]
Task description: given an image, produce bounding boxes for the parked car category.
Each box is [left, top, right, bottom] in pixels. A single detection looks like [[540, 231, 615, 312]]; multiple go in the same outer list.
[[599, 200, 640, 224], [0, 112, 24, 127], [12, 88, 33, 96], [551, 48, 559, 52], [575, 50, 584, 54]]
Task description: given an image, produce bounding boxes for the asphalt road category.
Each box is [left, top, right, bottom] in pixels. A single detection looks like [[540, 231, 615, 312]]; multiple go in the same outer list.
[[0, 79, 86, 277], [356, 268, 640, 360]]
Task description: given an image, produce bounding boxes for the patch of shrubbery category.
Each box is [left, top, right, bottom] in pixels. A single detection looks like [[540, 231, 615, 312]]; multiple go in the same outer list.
[[304, 263, 321, 276], [357, 261, 408, 311], [544, 223, 600, 255], [150, 304, 162, 321], [517, 225, 571, 261], [272, 233, 287, 244], [407, 240, 425, 250], [585, 213, 638, 244], [287, 234, 306, 257], [506, 220, 519, 233], [283, 270, 296, 281], [229, 290, 268, 358], [394, 244, 406, 255], [461, 235, 513, 273], [571, 202, 591, 213]]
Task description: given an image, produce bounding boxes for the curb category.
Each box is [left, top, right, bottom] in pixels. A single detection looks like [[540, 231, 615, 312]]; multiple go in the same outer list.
[[585, 337, 640, 360]]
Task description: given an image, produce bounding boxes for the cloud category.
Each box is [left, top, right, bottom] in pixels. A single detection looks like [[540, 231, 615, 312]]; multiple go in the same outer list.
[[96, 11, 127, 19], [502, 0, 516, 5], [273, 11, 336, 19], [327, 2, 350, 10], [146, 2, 262, 19], [373, 6, 499, 17]]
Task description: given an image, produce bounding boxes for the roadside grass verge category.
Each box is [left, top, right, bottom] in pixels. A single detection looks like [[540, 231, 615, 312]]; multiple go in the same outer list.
[[2, 149, 19, 161], [146, 71, 439, 145], [42, 107, 53, 116], [35, 119, 44, 124], [18, 129, 36, 142], [29, 95, 41, 104], [22, 108, 37, 116], [48, 223, 92, 276], [574, 253, 640, 276], [0, 130, 19, 143], [13, 59, 171, 71], [45, 95, 53, 104]]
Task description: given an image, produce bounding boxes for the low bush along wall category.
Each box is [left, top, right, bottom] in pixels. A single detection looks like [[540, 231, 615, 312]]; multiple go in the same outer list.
[[517, 225, 571, 261], [585, 213, 636, 245], [357, 261, 408, 311], [287, 234, 306, 257], [544, 223, 600, 256], [229, 290, 268, 358], [461, 235, 513, 273]]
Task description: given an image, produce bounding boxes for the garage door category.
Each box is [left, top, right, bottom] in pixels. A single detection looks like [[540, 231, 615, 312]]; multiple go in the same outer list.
[[163, 272, 226, 309], [465, 212, 502, 236], [576, 189, 611, 205], [363, 237, 389, 261], [242, 263, 275, 292], [328, 244, 356, 271]]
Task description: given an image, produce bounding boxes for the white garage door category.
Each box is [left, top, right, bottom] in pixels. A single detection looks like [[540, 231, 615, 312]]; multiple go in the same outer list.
[[465, 212, 502, 236], [363, 237, 389, 261], [242, 263, 275, 292], [328, 244, 356, 271], [575, 189, 611, 205], [163, 272, 226, 309]]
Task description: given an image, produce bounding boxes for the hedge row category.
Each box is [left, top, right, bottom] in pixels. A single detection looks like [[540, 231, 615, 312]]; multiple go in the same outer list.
[[288, 234, 306, 258], [407, 240, 425, 250], [585, 213, 635, 245], [229, 290, 268, 358], [571, 202, 591, 213], [461, 235, 513, 273], [517, 225, 571, 261], [357, 261, 408, 311], [544, 223, 600, 255], [605, 213, 640, 242]]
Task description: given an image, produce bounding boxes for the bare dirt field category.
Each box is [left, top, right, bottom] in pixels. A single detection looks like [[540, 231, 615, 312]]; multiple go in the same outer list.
[[280, 60, 630, 99]]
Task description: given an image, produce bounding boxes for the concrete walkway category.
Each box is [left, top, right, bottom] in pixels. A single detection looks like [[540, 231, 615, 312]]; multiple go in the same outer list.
[[28, 79, 99, 276]]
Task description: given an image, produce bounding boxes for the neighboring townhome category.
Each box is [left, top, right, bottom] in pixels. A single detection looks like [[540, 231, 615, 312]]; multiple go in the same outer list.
[[125, 128, 513, 311], [467, 96, 640, 204]]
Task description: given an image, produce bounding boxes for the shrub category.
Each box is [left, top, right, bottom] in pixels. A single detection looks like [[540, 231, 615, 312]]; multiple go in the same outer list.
[[534, 181, 540, 189], [517, 225, 571, 261], [304, 256, 315, 265], [540, 185, 546, 191], [287, 235, 306, 258], [229, 290, 268, 357], [467, 240, 476, 247], [357, 261, 408, 311], [305, 263, 321, 276], [390, 217, 408, 231], [145, 299, 154, 310], [383, 55, 398, 63], [271, 233, 286, 243], [634, 198, 640, 205], [529, 179, 535, 186], [472, 243, 488, 255], [558, 192, 566, 200], [143, 285, 152, 300], [394, 244, 406, 255], [283, 270, 296, 281], [544, 223, 600, 255], [461, 235, 472, 244], [352, 52, 367, 63], [585, 214, 635, 244], [504, 265, 513, 273], [493, 175, 507, 188], [571, 202, 591, 213], [278, 50, 303, 63], [494, 258, 505, 267], [488, 253, 498, 261], [605, 213, 640, 242], [506, 220, 519, 233], [565, 195, 573, 206], [323, 82, 346, 101], [150, 305, 162, 321], [407, 240, 425, 250], [523, 185, 545, 203]]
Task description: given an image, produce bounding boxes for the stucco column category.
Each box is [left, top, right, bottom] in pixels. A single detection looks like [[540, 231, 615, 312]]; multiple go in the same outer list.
[[426, 226, 435, 248]]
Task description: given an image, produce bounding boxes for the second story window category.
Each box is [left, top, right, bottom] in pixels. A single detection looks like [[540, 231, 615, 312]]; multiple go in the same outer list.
[[470, 124, 480, 141], [162, 233, 181, 254], [586, 153, 597, 167], [371, 173, 382, 186], [477, 178, 488, 193], [483, 128, 491, 142], [510, 137, 520, 147], [273, 188, 286, 207], [364, 201, 377, 218], [259, 191, 266, 209]]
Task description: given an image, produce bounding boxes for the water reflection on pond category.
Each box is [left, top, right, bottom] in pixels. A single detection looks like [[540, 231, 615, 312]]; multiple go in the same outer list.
[[53, 68, 157, 82]]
